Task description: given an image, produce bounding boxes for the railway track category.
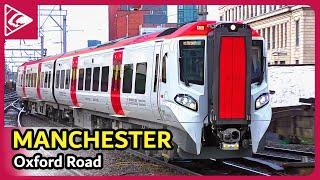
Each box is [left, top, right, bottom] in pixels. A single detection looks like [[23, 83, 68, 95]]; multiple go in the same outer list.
[[264, 146, 315, 157], [253, 146, 315, 163], [4, 97, 24, 127]]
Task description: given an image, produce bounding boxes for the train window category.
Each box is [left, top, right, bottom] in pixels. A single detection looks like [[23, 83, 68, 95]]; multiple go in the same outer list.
[[30, 74, 33, 87], [65, 69, 70, 89], [153, 54, 159, 92], [48, 71, 51, 88], [55, 70, 60, 88], [26, 74, 28, 87], [78, 68, 84, 90], [32, 73, 35, 87], [41, 72, 44, 88], [162, 53, 167, 83], [101, 66, 109, 92], [179, 40, 205, 85], [44, 72, 48, 88], [92, 67, 100, 91], [28, 74, 31, 87], [135, 62, 147, 94], [252, 40, 264, 84], [34, 73, 37, 87], [31, 73, 33, 87], [122, 64, 133, 93], [60, 70, 65, 89], [85, 68, 92, 91]]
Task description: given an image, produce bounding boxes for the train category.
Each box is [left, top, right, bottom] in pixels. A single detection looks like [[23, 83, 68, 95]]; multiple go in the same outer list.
[[16, 21, 272, 159]]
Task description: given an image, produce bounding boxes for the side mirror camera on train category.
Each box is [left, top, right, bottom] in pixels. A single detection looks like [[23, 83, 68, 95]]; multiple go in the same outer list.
[[269, 90, 276, 95], [174, 94, 198, 111]]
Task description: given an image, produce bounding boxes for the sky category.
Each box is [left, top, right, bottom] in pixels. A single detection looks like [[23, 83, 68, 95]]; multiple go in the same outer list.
[[5, 5, 220, 72]]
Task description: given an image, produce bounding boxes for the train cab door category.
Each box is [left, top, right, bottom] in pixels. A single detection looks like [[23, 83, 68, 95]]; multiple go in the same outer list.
[[158, 44, 169, 121], [150, 41, 162, 121]]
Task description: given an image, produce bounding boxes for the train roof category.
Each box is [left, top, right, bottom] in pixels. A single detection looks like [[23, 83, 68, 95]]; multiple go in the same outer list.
[[20, 21, 260, 67]]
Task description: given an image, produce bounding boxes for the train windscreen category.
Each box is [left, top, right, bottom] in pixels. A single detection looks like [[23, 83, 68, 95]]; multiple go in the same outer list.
[[179, 40, 205, 86], [252, 40, 264, 83]]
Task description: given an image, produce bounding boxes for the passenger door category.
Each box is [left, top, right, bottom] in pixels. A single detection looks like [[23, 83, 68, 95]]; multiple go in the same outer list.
[[150, 41, 162, 120], [158, 45, 169, 121]]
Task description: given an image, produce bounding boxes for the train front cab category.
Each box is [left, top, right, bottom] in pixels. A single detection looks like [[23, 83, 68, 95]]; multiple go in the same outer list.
[[177, 23, 271, 159]]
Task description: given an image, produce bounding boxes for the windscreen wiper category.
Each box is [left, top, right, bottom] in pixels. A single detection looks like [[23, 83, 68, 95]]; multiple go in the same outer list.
[[257, 57, 265, 85], [179, 57, 190, 87]]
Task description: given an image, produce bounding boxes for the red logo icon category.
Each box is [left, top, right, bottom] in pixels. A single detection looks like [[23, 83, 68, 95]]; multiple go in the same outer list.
[[4, 4, 33, 37]]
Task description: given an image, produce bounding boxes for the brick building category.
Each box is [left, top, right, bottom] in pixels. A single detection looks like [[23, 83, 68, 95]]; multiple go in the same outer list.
[[219, 5, 315, 65], [108, 5, 168, 41]]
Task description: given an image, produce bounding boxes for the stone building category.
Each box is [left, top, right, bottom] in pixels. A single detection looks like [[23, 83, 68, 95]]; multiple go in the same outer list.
[[219, 5, 315, 65]]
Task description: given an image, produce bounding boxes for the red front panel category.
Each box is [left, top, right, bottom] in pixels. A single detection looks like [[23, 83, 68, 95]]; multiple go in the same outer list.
[[219, 36, 246, 119], [111, 51, 124, 115], [36, 63, 42, 100], [70, 56, 79, 107]]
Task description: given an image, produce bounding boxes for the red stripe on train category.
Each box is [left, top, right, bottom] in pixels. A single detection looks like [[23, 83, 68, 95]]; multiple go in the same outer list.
[[111, 51, 124, 115], [36, 63, 42, 100], [70, 56, 79, 107], [219, 36, 246, 119], [22, 66, 26, 97]]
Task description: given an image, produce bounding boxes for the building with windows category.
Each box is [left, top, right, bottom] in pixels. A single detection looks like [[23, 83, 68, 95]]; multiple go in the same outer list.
[[108, 5, 168, 41], [177, 5, 199, 26], [219, 5, 314, 65]]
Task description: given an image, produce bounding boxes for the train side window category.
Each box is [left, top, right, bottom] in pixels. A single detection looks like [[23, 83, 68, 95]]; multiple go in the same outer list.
[[92, 67, 100, 91], [31, 73, 34, 87], [135, 62, 147, 94], [78, 68, 84, 90], [85, 68, 92, 91], [26, 74, 29, 87], [44, 72, 48, 88], [123, 64, 133, 93], [60, 70, 65, 89], [32, 73, 35, 87], [162, 53, 167, 83], [101, 66, 109, 92], [55, 70, 60, 88], [35, 73, 37, 87], [41, 72, 44, 88], [30, 74, 33, 87], [34, 73, 37, 87], [28, 74, 31, 87], [153, 54, 159, 92], [65, 69, 70, 89], [48, 71, 51, 88], [30, 74, 32, 87], [26, 74, 28, 87]]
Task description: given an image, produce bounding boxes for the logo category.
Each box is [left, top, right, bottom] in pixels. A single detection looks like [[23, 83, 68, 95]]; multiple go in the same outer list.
[[4, 4, 33, 37]]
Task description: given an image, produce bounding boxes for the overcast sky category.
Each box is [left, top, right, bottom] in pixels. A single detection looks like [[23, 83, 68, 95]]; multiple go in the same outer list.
[[5, 5, 220, 71]]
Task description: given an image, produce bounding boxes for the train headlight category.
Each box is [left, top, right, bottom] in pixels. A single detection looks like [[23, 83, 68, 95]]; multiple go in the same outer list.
[[255, 93, 270, 110], [230, 24, 236, 31], [174, 94, 198, 111]]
